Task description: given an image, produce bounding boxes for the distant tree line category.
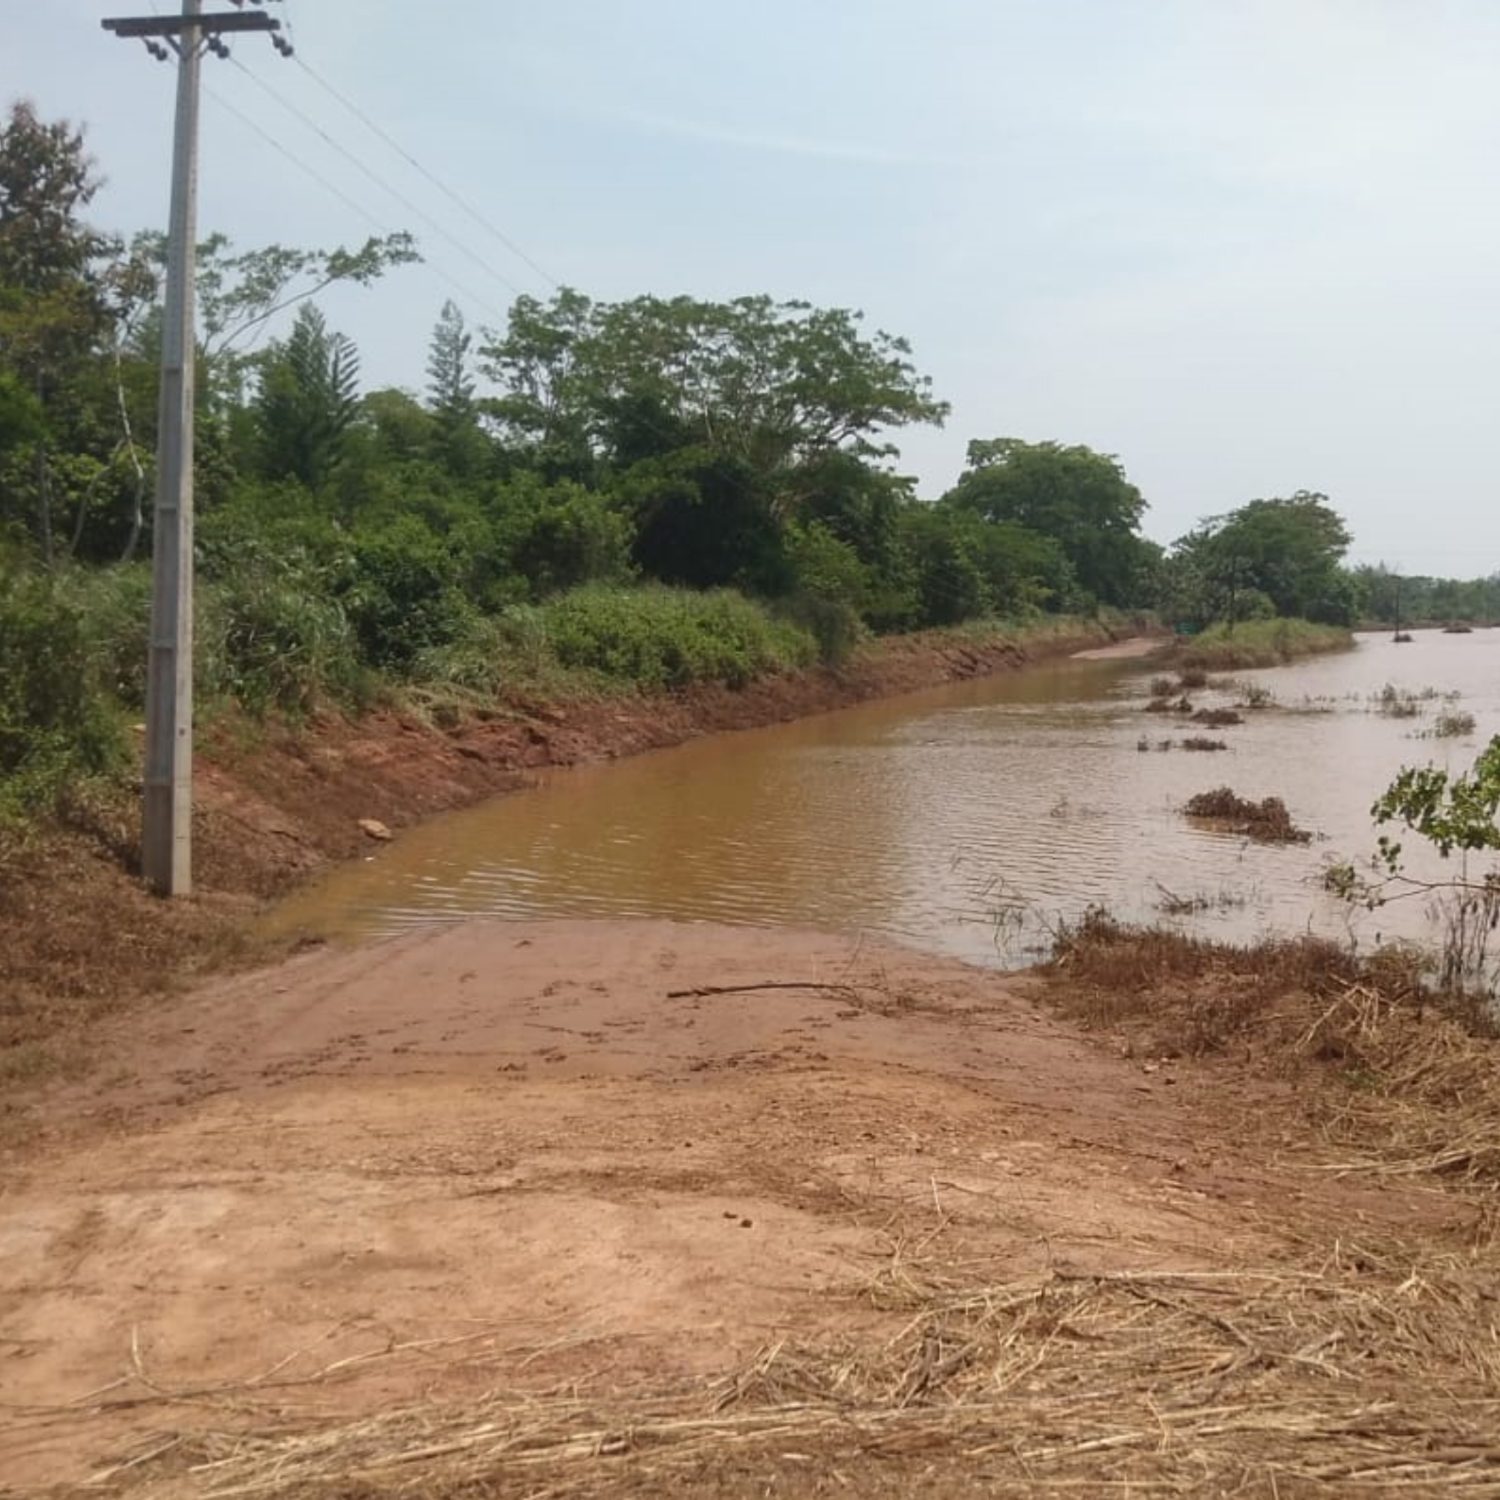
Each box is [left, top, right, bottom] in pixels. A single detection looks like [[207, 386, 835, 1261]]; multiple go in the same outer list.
[[1345, 566, 1500, 629]]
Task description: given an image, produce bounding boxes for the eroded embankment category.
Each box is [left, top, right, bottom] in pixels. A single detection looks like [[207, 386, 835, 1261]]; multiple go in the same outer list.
[[1, 919, 1494, 1498], [0, 619, 1149, 1089]]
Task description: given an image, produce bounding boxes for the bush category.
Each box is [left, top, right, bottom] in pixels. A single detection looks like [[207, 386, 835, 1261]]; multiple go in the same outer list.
[[1432, 710, 1477, 739], [342, 517, 474, 672], [200, 562, 364, 715], [782, 521, 874, 614], [538, 585, 816, 691], [0, 561, 127, 820], [410, 607, 555, 699], [51, 562, 153, 709], [492, 476, 634, 600]]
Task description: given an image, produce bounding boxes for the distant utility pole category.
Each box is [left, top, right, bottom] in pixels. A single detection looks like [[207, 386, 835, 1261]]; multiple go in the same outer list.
[[103, 1, 292, 896]]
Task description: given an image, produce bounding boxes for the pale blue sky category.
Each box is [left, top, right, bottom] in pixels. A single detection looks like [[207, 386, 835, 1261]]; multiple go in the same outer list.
[[7, 1, 1500, 573]]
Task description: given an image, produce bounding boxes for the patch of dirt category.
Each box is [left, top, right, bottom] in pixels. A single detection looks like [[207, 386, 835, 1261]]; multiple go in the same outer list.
[[0, 920, 1486, 1497]]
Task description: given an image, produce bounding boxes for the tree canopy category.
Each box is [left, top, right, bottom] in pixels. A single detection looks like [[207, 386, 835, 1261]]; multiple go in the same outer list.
[[1170, 492, 1355, 628], [943, 438, 1152, 607]]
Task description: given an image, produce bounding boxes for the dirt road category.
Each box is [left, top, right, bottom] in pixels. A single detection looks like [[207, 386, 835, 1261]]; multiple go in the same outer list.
[[1, 921, 1490, 1496]]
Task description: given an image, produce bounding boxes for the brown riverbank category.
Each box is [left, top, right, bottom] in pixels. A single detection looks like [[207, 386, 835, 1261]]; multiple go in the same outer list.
[[2, 917, 1493, 1497], [0, 617, 1156, 1094]]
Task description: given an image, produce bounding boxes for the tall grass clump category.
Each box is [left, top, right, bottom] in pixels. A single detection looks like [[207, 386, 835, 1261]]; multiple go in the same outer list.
[[410, 607, 563, 701], [1178, 619, 1353, 671], [198, 561, 367, 716], [0, 562, 129, 823], [50, 561, 154, 708], [539, 585, 817, 691]]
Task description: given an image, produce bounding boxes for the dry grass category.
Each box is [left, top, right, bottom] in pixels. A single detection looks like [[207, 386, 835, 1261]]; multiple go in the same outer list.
[[0, 816, 278, 1116], [1046, 912, 1500, 1183], [85, 1232, 1500, 1498], [1184, 787, 1311, 843]]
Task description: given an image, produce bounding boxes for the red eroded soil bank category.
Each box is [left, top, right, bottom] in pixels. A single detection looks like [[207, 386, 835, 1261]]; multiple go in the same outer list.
[[205, 620, 1152, 883], [0, 619, 1154, 1086]]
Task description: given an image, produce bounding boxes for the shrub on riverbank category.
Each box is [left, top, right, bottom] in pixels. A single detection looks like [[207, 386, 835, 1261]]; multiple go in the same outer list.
[[539, 585, 817, 690], [0, 562, 130, 824], [1177, 619, 1353, 670]]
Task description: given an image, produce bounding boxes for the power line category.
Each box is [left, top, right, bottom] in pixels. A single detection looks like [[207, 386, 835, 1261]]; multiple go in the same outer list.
[[226, 55, 527, 304], [293, 53, 561, 292], [205, 84, 512, 325]]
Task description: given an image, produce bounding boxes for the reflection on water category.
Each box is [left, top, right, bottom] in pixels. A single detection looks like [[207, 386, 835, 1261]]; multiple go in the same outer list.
[[267, 632, 1500, 968]]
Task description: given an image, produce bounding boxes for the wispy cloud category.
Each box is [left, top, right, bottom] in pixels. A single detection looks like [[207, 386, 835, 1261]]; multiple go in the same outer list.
[[609, 105, 940, 167]]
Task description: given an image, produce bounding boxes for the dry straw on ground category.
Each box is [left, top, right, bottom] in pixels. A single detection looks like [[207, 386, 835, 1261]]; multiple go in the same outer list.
[[86, 1233, 1500, 1498], [1048, 913, 1500, 1184]]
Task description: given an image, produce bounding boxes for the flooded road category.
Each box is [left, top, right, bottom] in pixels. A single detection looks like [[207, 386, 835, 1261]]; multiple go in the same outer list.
[[269, 631, 1500, 968]]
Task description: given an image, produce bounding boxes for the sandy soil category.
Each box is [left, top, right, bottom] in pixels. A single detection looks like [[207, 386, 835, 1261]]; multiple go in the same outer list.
[[0, 918, 1466, 1496]]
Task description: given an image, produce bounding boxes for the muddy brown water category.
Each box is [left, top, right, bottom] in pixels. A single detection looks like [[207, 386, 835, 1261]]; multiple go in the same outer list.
[[268, 631, 1500, 968]]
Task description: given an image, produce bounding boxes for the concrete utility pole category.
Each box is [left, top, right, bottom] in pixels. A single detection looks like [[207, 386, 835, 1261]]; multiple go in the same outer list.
[[103, 2, 291, 896]]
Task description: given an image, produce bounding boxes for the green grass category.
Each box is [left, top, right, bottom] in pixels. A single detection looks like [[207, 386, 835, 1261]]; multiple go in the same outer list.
[[415, 584, 819, 703], [893, 607, 1154, 655], [541, 585, 817, 690], [1178, 619, 1353, 671]]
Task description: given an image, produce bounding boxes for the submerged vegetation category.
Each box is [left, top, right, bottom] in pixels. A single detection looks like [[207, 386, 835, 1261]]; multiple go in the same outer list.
[[1184, 787, 1311, 843], [1189, 706, 1243, 728], [1430, 708, 1477, 739]]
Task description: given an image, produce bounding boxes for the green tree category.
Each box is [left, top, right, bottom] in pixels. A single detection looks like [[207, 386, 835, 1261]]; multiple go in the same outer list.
[[1177, 493, 1353, 625], [490, 473, 633, 600], [943, 439, 1149, 607], [254, 306, 361, 487], [0, 101, 152, 562], [481, 291, 948, 503], [425, 299, 489, 475], [1327, 738, 1500, 993], [0, 367, 43, 458], [615, 447, 787, 595], [897, 505, 990, 627], [427, 300, 475, 424]]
